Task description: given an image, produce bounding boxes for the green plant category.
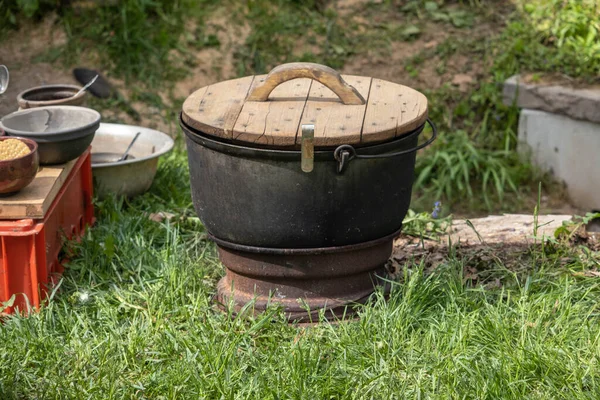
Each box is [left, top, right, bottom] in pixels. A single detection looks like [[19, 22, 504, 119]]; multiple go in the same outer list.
[[21, 0, 220, 87], [520, 0, 600, 73], [0, 0, 58, 31], [399, 1, 475, 28], [492, 1, 600, 82], [554, 212, 600, 242], [402, 203, 451, 239], [414, 129, 522, 208]]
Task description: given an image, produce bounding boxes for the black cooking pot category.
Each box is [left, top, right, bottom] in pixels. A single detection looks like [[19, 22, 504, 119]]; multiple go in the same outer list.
[[180, 116, 436, 249]]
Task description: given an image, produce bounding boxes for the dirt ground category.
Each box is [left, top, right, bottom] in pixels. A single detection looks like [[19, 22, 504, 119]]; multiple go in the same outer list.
[[0, 1, 502, 122], [338, 1, 510, 92], [0, 16, 74, 118], [388, 213, 599, 283], [0, 9, 246, 134]]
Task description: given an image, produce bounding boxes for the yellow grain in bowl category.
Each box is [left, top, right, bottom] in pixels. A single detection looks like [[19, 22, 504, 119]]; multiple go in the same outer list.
[[0, 139, 31, 161]]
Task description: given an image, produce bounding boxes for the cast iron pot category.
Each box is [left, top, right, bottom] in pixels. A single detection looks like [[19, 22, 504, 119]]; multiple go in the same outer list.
[[181, 115, 436, 249]]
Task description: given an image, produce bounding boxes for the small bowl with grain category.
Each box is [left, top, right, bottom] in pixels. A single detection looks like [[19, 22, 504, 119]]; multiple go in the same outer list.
[[0, 137, 39, 195]]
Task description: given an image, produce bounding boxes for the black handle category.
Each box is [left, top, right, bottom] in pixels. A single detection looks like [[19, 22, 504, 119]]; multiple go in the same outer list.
[[334, 118, 437, 173]]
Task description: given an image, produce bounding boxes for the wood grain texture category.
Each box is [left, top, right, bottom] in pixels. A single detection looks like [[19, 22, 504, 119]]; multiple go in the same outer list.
[[182, 76, 255, 139], [246, 62, 365, 105], [182, 73, 428, 147], [297, 75, 372, 146], [361, 79, 428, 144], [232, 76, 312, 146], [0, 159, 76, 219]]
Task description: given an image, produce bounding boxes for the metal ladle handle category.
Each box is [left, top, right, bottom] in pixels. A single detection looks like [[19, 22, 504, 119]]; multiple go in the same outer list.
[[246, 62, 366, 105], [73, 74, 99, 98], [119, 131, 141, 162]]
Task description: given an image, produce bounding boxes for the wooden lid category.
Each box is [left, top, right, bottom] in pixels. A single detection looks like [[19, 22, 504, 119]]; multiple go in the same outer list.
[[182, 62, 428, 148]]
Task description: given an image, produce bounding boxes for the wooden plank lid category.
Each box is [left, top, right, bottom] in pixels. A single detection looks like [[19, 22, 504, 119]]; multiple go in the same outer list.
[[182, 62, 428, 148]]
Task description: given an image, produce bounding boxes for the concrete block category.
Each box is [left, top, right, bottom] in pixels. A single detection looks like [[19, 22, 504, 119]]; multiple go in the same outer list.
[[504, 75, 600, 124], [518, 109, 600, 210]]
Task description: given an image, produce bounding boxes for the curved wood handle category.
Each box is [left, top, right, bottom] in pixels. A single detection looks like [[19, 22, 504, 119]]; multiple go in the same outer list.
[[246, 62, 366, 105]]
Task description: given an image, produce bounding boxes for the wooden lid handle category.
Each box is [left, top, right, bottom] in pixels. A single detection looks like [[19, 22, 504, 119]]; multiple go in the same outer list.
[[246, 62, 366, 105]]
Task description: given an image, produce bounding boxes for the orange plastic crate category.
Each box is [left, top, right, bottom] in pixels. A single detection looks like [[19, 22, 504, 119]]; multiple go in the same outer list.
[[0, 148, 94, 314]]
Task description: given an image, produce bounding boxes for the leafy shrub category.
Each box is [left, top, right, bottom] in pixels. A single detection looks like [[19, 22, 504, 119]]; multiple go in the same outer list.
[[522, 0, 599, 67], [0, 0, 60, 29], [497, 0, 600, 80]]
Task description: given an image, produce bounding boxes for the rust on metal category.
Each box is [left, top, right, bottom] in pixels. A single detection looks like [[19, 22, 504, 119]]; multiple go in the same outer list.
[[216, 237, 393, 323]]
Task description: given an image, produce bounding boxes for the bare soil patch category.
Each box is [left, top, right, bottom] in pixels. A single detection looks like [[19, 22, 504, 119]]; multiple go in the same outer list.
[[388, 214, 598, 284], [337, 2, 510, 91], [0, 10, 246, 135], [0, 16, 74, 118]]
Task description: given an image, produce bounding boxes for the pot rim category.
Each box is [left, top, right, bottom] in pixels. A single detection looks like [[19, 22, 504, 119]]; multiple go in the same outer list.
[[209, 226, 402, 255], [180, 113, 425, 158]]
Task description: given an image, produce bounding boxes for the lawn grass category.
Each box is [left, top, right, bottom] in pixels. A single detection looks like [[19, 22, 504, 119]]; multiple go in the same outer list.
[[2, 1, 600, 397], [1, 147, 600, 398]]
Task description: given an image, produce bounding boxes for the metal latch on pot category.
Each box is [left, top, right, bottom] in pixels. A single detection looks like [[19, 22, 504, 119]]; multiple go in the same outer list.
[[301, 124, 314, 173]]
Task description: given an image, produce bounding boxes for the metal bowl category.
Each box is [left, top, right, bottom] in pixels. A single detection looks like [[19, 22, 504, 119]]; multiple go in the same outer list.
[[17, 84, 86, 110], [91, 123, 174, 199], [0, 137, 39, 194], [0, 106, 101, 165]]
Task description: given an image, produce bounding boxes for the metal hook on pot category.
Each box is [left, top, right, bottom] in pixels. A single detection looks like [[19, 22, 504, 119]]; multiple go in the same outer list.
[[333, 118, 438, 174], [333, 144, 356, 174]]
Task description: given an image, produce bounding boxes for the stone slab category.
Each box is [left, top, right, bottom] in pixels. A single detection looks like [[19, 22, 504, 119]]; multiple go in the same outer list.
[[518, 109, 600, 210], [388, 214, 585, 280], [503, 75, 600, 124], [394, 214, 572, 250]]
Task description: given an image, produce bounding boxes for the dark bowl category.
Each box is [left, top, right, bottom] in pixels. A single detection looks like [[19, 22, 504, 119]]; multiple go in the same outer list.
[[0, 106, 101, 165], [0, 137, 39, 194]]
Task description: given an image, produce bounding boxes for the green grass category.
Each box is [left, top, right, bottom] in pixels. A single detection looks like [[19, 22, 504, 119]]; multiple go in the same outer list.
[[1, 147, 600, 398], [2, 1, 600, 398]]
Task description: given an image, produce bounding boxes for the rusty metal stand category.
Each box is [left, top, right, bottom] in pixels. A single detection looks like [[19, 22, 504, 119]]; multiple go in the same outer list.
[[214, 230, 398, 323]]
